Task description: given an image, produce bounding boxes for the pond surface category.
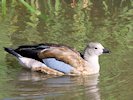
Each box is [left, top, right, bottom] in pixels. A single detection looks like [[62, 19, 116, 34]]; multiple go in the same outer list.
[[0, 0, 133, 100]]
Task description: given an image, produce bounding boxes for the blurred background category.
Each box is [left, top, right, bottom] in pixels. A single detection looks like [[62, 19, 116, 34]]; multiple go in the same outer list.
[[0, 0, 133, 100]]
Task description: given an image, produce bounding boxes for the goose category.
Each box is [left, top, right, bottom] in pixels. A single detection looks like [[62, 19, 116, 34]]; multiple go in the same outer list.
[[4, 42, 110, 76]]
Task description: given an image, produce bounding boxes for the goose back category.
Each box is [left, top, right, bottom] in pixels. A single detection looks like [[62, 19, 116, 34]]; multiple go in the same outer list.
[[14, 43, 86, 72]]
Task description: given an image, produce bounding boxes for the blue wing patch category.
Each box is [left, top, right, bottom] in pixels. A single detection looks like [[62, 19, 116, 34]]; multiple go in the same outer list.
[[42, 58, 74, 74]]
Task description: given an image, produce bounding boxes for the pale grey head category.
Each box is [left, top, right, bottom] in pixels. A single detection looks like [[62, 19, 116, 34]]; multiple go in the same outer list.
[[83, 42, 110, 74], [84, 42, 110, 57]]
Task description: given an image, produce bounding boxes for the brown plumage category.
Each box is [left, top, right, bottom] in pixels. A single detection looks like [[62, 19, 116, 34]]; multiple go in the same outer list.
[[4, 42, 110, 75], [38, 46, 86, 72]]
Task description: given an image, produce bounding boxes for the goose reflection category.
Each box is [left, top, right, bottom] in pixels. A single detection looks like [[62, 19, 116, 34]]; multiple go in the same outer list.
[[15, 69, 101, 100]]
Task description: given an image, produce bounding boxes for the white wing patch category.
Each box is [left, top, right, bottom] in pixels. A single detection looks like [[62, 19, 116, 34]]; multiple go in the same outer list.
[[18, 57, 64, 75]]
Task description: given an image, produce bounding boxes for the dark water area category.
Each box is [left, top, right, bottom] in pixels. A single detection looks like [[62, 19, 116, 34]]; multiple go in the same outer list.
[[0, 0, 133, 100]]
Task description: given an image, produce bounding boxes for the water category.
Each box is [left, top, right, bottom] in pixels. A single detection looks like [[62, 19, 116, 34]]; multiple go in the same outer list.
[[2, 70, 100, 100], [0, 0, 133, 100]]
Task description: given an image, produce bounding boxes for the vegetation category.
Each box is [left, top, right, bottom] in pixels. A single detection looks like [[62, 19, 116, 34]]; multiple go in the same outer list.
[[0, 0, 132, 49], [0, 0, 133, 99]]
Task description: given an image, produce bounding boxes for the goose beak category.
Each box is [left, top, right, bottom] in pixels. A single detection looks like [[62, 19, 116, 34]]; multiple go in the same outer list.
[[103, 48, 110, 53]]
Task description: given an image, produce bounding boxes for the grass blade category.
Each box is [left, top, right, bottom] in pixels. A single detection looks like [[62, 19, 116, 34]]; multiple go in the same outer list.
[[2, 0, 6, 17], [19, 0, 37, 14]]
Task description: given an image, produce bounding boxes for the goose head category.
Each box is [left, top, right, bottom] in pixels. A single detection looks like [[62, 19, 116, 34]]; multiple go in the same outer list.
[[83, 42, 110, 74], [84, 42, 110, 57]]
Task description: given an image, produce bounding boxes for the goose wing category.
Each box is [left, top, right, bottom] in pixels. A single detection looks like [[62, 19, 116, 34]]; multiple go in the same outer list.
[[38, 46, 85, 69], [15, 44, 85, 74]]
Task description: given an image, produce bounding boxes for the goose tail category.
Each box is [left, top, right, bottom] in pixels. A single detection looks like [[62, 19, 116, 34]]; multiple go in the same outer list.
[[4, 47, 22, 58]]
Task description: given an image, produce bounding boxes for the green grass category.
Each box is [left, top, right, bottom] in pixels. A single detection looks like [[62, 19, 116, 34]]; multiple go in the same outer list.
[[1, 0, 6, 17]]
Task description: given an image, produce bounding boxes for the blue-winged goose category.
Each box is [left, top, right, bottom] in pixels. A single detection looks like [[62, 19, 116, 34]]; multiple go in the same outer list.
[[4, 42, 110, 76]]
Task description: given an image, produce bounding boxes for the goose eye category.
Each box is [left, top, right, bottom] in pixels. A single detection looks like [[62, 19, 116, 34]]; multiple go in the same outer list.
[[95, 47, 97, 49]]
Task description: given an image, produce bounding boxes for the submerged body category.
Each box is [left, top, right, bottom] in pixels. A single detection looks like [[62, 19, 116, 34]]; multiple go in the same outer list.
[[4, 42, 110, 75]]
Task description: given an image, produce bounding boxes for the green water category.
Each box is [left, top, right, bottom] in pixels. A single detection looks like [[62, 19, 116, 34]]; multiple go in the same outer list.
[[0, 0, 133, 100]]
